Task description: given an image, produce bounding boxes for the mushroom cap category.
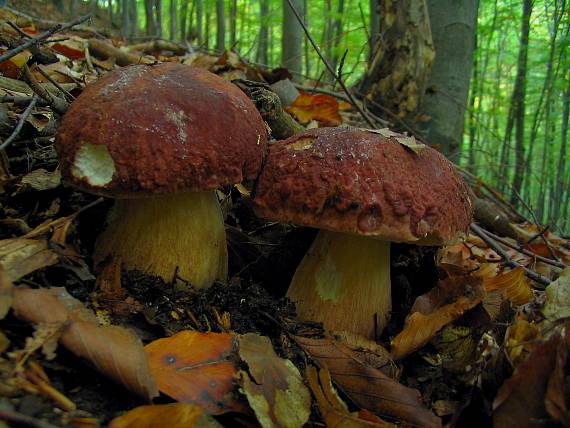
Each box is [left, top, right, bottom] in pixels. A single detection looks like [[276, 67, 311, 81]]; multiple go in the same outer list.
[[253, 127, 473, 244], [56, 63, 267, 198]]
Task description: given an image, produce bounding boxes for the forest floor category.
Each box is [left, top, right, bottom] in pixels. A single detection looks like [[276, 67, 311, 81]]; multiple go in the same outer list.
[[0, 5, 569, 428]]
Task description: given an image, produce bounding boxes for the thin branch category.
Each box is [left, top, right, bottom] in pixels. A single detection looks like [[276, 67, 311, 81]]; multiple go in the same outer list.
[[283, 0, 376, 128], [0, 409, 60, 428], [36, 65, 76, 101], [0, 14, 91, 64], [23, 64, 69, 115], [0, 96, 39, 151], [470, 223, 551, 286]]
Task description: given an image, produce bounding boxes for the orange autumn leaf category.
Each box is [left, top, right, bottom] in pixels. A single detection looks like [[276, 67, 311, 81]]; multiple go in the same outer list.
[[0, 49, 32, 79], [286, 91, 342, 125], [484, 267, 533, 306], [50, 37, 86, 60], [145, 331, 246, 415], [108, 403, 222, 428]]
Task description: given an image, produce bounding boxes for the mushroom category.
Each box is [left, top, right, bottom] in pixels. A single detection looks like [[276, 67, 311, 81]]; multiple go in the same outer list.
[[253, 127, 473, 339], [56, 63, 267, 288]]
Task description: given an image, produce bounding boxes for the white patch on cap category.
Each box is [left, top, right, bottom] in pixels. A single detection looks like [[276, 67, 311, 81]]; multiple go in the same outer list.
[[72, 143, 116, 187], [166, 109, 188, 143]]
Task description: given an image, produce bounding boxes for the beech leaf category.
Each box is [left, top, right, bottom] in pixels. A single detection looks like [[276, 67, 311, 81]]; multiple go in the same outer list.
[[294, 335, 440, 428], [108, 403, 223, 428], [483, 267, 533, 306], [238, 333, 311, 428], [543, 267, 570, 321], [286, 92, 342, 125]]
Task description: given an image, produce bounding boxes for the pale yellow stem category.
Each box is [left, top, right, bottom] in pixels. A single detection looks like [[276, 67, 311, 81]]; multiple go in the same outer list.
[[286, 230, 391, 340], [94, 191, 228, 288]]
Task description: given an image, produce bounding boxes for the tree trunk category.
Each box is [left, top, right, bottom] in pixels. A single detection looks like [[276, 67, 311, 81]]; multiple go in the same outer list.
[[417, 0, 479, 161], [129, 0, 138, 37], [554, 71, 570, 222], [53, 0, 65, 11], [180, 0, 189, 41], [359, 0, 434, 121], [170, 0, 177, 40], [282, 0, 304, 77], [229, 0, 237, 48], [509, 0, 532, 205], [369, 0, 380, 60], [122, 0, 130, 37], [155, 0, 163, 38], [216, 0, 225, 51], [330, 0, 345, 77], [257, 0, 269, 64], [196, 0, 203, 45], [467, 33, 478, 174], [145, 0, 157, 36]]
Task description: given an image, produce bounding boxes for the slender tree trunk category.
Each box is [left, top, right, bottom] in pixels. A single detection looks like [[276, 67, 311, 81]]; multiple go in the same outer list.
[[282, 0, 304, 77], [53, 0, 65, 11], [323, 0, 333, 71], [467, 33, 478, 174], [359, 0, 434, 121], [129, 0, 137, 36], [369, 0, 380, 60], [197, 0, 203, 45], [230, 0, 237, 48], [257, 0, 269, 64], [554, 72, 570, 222], [509, 0, 532, 204], [180, 0, 189, 40], [145, 0, 157, 36], [216, 0, 225, 51], [169, 0, 177, 40], [155, 0, 163, 37], [71, 0, 79, 18], [91, 0, 98, 14], [330, 0, 345, 77], [122, 0, 130, 37], [205, 6, 211, 49], [304, 0, 310, 75], [417, 0, 479, 161]]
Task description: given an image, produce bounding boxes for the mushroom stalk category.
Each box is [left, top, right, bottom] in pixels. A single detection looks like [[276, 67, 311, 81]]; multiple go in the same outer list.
[[286, 230, 391, 340], [94, 191, 228, 288]]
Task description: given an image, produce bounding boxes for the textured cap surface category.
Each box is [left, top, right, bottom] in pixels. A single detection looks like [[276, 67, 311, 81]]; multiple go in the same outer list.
[[56, 63, 267, 197], [253, 127, 473, 244]]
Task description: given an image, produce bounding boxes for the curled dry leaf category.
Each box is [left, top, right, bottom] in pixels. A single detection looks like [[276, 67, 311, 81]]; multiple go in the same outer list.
[[108, 403, 223, 428], [11, 287, 158, 401], [286, 91, 342, 125], [493, 324, 569, 428], [504, 318, 541, 367], [306, 366, 395, 428], [19, 168, 62, 191], [543, 267, 570, 321], [483, 267, 533, 306], [238, 333, 311, 428], [145, 331, 246, 415], [0, 238, 59, 282], [545, 327, 570, 426], [391, 276, 484, 360], [294, 335, 440, 428], [0, 266, 13, 320]]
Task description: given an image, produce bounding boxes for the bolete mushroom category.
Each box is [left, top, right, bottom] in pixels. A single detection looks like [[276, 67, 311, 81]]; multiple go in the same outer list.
[[253, 127, 472, 339], [56, 63, 267, 287]]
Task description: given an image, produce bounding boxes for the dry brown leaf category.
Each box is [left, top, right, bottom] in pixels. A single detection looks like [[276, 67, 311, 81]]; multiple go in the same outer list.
[[238, 333, 311, 428], [286, 91, 342, 125], [11, 287, 158, 401], [19, 168, 61, 191], [294, 335, 440, 428], [391, 276, 484, 360], [108, 403, 223, 428], [145, 331, 245, 415], [483, 267, 533, 306], [545, 327, 570, 426], [544, 267, 570, 321], [504, 318, 541, 367], [0, 266, 12, 320], [334, 331, 396, 376], [0, 238, 59, 282], [306, 366, 394, 427], [493, 326, 565, 428]]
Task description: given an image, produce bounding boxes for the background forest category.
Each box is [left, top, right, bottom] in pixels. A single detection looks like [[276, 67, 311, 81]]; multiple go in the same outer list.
[[20, 0, 570, 234]]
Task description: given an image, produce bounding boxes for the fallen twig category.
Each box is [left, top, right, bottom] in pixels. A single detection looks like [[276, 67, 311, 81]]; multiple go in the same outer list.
[[470, 223, 551, 286], [0, 408, 60, 428], [0, 96, 39, 151], [0, 14, 91, 64], [36, 65, 76, 101], [23, 64, 69, 115]]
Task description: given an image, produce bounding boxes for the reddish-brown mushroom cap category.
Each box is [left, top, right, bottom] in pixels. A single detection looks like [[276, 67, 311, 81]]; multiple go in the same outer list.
[[56, 63, 267, 197], [253, 127, 473, 244]]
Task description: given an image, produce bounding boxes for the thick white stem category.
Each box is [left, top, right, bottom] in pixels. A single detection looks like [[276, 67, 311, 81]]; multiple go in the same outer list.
[[287, 230, 391, 340], [94, 191, 228, 288]]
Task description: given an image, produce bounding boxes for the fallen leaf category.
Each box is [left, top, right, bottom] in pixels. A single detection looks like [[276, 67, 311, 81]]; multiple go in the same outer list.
[[545, 327, 570, 426], [145, 331, 244, 415], [19, 168, 61, 191], [493, 326, 564, 428], [294, 335, 440, 428], [238, 333, 311, 428], [365, 128, 400, 138], [49, 37, 87, 60], [108, 403, 223, 428], [0, 49, 32, 79], [543, 267, 570, 321], [306, 366, 394, 427], [483, 267, 533, 306], [391, 276, 484, 360], [0, 266, 12, 319], [333, 331, 396, 377], [504, 318, 541, 367], [0, 238, 59, 282], [286, 91, 342, 125], [395, 135, 425, 154], [12, 287, 158, 401]]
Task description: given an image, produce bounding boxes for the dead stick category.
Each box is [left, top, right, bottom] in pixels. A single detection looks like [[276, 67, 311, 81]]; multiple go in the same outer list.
[[0, 96, 38, 151], [0, 14, 91, 64], [23, 64, 69, 115], [483, 229, 566, 269], [283, 0, 375, 128], [470, 223, 551, 286], [36, 65, 75, 100], [0, 409, 60, 428]]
